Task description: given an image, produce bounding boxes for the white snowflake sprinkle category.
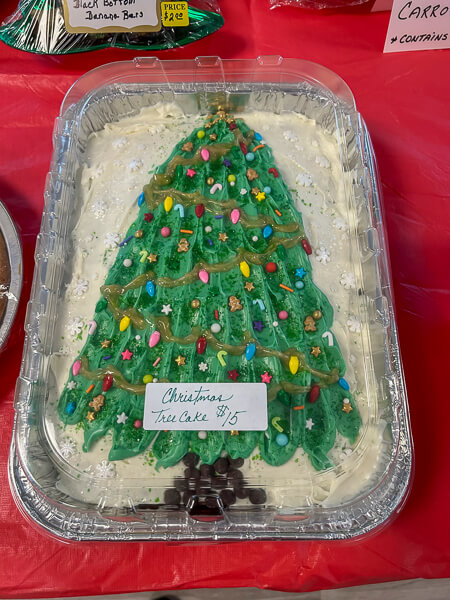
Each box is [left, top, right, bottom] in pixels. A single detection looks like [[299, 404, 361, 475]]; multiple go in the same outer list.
[[198, 362, 208, 372], [315, 246, 331, 265], [333, 217, 347, 232], [161, 304, 172, 316], [104, 232, 121, 249], [95, 460, 116, 479], [116, 412, 128, 424], [72, 279, 89, 297], [283, 130, 297, 143], [305, 418, 314, 430], [128, 159, 143, 172], [347, 315, 361, 333], [112, 137, 127, 149], [296, 173, 313, 188], [67, 381, 76, 390], [91, 200, 106, 219], [67, 316, 84, 337], [340, 272, 356, 290], [60, 439, 77, 459], [315, 155, 330, 168]]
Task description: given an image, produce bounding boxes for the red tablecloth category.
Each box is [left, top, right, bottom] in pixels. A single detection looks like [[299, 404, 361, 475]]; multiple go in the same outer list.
[[1, 0, 449, 597]]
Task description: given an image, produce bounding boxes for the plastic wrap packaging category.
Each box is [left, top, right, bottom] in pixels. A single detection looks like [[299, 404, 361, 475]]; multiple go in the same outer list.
[[270, 0, 370, 9], [0, 0, 223, 55]]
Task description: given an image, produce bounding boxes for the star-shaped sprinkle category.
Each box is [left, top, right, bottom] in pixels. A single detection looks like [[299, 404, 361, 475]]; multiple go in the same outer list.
[[228, 369, 239, 381], [175, 355, 186, 366], [121, 349, 133, 360], [296, 267, 306, 278], [161, 304, 172, 316], [67, 381, 76, 390], [177, 238, 190, 253], [256, 192, 266, 202], [209, 133, 217, 141], [186, 168, 196, 178], [244, 281, 255, 292], [304, 316, 317, 332], [223, 159, 231, 168], [305, 418, 314, 430], [86, 411, 95, 423], [218, 232, 228, 242], [100, 339, 111, 349], [253, 320, 264, 332], [182, 141, 193, 152], [198, 362, 208, 372], [116, 412, 128, 424], [230, 430, 239, 435], [228, 295, 243, 312], [342, 398, 353, 413], [144, 212, 154, 223], [261, 371, 272, 384], [311, 346, 321, 357], [251, 187, 260, 196], [147, 253, 158, 263], [89, 394, 105, 412]]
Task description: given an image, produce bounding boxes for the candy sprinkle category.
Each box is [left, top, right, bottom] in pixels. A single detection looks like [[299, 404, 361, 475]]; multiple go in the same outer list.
[[253, 144, 265, 151], [293, 405, 305, 410], [119, 235, 133, 247], [279, 284, 294, 293], [153, 357, 161, 367], [180, 229, 194, 234], [214, 309, 219, 320], [86, 384, 94, 394], [275, 209, 282, 217], [103, 355, 112, 361]]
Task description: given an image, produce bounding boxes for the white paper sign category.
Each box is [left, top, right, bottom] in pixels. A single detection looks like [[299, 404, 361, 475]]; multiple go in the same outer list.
[[384, 0, 450, 52], [143, 383, 268, 431], [63, 0, 161, 33]]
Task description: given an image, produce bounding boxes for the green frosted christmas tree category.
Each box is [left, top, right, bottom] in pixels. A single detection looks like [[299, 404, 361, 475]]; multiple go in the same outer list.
[[59, 108, 361, 471]]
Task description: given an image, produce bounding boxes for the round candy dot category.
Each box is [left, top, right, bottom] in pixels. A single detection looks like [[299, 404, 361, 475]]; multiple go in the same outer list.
[[227, 174, 236, 183], [191, 299, 201, 309], [198, 431, 207, 440], [134, 229, 143, 238], [343, 398, 350, 404], [246, 152, 255, 162], [143, 374, 153, 384], [295, 280, 305, 290], [265, 262, 277, 273], [263, 186, 272, 194], [123, 258, 132, 267], [197, 130, 205, 139], [206, 177, 214, 185], [153, 378, 158, 383], [230, 181, 235, 187], [273, 321, 279, 327], [278, 310, 289, 320], [204, 225, 212, 233], [161, 226, 171, 238], [210, 323, 221, 334], [276, 433, 289, 447], [252, 235, 259, 242], [312, 310, 323, 320], [135, 335, 141, 341], [134, 419, 143, 429]]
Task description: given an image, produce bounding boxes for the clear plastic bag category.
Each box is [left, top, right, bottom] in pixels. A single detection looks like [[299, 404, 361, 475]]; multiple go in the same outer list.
[[0, 0, 223, 55], [270, 0, 370, 9]]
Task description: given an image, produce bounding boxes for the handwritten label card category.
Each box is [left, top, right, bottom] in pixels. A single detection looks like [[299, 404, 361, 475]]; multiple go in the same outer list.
[[384, 0, 450, 52], [144, 383, 268, 431], [62, 0, 161, 34]]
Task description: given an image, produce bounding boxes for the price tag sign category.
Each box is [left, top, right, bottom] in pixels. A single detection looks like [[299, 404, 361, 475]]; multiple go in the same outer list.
[[62, 0, 162, 34], [143, 383, 268, 431], [384, 0, 450, 52], [161, 1, 189, 27]]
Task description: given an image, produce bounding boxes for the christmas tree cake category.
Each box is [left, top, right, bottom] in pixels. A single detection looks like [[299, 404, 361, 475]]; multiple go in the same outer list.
[[57, 106, 362, 483]]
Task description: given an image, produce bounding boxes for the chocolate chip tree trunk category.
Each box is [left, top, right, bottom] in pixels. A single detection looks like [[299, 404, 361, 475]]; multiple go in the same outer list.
[[59, 110, 361, 471]]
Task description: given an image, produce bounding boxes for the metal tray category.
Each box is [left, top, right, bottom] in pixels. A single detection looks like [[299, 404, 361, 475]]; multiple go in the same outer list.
[[9, 56, 412, 541]]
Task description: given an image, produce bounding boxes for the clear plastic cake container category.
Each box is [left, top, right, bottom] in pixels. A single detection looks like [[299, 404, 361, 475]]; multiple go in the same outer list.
[[10, 56, 413, 541]]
